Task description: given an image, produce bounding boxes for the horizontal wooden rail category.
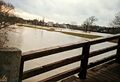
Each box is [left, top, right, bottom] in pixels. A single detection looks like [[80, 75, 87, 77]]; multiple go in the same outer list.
[[23, 45, 117, 79], [89, 45, 117, 57], [22, 41, 86, 61], [39, 67, 80, 82], [88, 34, 119, 45], [23, 55, 82, 79], [88, 55, 116, 68]]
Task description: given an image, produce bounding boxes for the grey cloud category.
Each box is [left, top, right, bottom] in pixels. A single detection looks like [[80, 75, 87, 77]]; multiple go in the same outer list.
[[5, 0, 120, 26]]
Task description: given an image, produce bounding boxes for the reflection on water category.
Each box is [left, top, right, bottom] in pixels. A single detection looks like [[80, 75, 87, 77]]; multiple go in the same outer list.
[[0, 29, 9, 47], [0, 30, 7, 48], [0, 27, 23, 48], [2, 26, 87, 52]]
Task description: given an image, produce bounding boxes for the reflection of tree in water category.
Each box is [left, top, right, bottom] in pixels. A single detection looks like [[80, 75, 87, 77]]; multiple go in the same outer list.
[[0, 26, 22, 48], [0, 28, 9, 47]]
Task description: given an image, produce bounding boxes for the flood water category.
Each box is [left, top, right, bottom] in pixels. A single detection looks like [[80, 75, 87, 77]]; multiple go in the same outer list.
[[0, 26, 117, 82], [1, 26, 87, 51]]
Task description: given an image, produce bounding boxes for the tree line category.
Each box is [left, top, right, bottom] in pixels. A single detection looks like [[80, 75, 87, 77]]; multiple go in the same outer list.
[[22, 14, 120, 34]]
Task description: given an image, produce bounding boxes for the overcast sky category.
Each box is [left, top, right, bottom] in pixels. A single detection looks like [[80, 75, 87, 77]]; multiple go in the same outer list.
[[6, 0, 120, 26]]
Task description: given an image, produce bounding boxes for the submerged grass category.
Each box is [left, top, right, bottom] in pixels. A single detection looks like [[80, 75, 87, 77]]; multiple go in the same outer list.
[[59, 31, 101, 39], [17, 24, 55, 31]]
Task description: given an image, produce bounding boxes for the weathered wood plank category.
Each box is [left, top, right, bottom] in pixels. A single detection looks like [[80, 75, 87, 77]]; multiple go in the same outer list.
[[22, 41, 86, 61], [88, 55, 116, 68], [78, 43, 90, 79], [89, 45, 117, 57], [23, 55, 82, 79], [116, 38, 120, 63], [19, 58, 24, 82], [38, 67, 80, 82], [23, 44, 117, 80], [88, 34, 120, 45]]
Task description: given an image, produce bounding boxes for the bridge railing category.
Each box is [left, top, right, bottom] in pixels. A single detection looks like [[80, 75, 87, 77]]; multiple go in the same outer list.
[[17, 34, 120, 82], [18, 34, 120, 82]]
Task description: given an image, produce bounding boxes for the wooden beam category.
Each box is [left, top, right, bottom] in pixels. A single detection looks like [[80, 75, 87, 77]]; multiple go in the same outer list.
[[23, 55, 82, 79], [22, 41, 86, 61], [89, 45, 117, 57], [38, 67, 80, 82], [78, 43, 90, 79], [88, 55, 115, 68], [116, 38, 120, 63]]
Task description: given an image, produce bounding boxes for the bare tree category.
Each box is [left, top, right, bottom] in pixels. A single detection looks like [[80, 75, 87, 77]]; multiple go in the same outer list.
[[0, 0, 15, 29], [110, 12, 120, 28], [0, 0, 16, 48], [82, 16, 97, 32]]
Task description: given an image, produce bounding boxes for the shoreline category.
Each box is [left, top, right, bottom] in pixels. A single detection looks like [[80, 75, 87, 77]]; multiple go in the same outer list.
[[17, 24, 113, 39]]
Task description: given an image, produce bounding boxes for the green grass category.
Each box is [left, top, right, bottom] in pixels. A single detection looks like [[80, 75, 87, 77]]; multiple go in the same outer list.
[[60, 31, 118, 42], [59, 31, 101, 39]]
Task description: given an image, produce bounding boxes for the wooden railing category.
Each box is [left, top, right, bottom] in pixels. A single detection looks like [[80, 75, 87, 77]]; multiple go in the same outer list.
[[19, 34, 120, 82]]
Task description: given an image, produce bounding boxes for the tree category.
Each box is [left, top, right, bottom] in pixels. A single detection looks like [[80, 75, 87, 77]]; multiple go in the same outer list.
[[82, 16, 97, 32], [32, 19, 39, 25], [110, 12, 120, 28], [0, 0, 15, 29], [0, 0, 17, 47]]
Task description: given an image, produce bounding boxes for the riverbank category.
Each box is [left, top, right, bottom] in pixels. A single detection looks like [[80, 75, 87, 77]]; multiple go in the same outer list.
[[59, 31, 101, 39], [17, 24, 55, 31], [17, 24, 108, 39]]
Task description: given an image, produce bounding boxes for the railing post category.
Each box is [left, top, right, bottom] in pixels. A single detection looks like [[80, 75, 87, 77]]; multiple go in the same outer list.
[[0, 48, 22, 82], [78, 43, 90, 79], [116, 38, 120, 63], [19, 58, 24, 82]]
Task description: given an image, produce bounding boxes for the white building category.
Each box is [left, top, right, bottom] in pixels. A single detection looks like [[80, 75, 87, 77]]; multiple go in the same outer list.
[[47, 22, 54, 27]]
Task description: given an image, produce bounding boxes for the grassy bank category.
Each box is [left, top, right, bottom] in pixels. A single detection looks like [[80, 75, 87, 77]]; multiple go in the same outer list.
[[17, 24, 101, 39], [59, 31, 101, 39], [17, 24, 55, 31]]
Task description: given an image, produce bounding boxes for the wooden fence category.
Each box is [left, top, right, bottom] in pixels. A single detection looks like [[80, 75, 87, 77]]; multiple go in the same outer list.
[[16, 34, 120, 82]]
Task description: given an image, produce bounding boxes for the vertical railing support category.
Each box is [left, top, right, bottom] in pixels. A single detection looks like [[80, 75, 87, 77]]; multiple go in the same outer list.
[[78, 43, 90, 79], [116, 38, 120, 63], [0, 48, 21, 82], [19, 58, 24, 82]]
